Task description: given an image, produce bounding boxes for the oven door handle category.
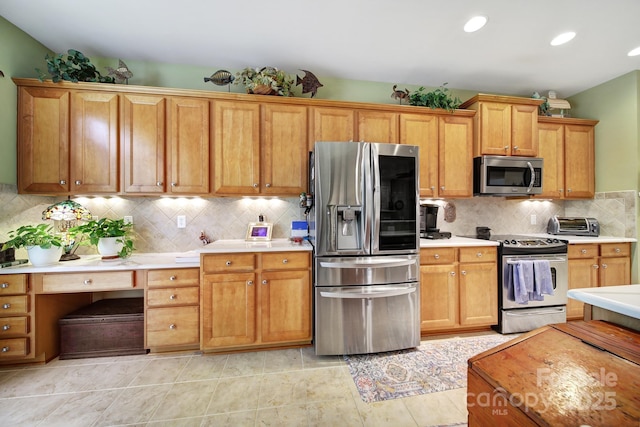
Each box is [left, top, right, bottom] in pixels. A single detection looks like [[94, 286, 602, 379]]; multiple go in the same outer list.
[[526, 161, 535, 193], [319, 259, 415, 269], [504, 307, 566, 316], [320, 286, 416, 299]]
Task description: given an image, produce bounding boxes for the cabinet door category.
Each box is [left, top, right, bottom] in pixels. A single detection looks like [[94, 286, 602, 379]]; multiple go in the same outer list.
[[438, 115, 473, 198], [70, 92, 119, 193], [260, 270, 311, 343], [567, 257, 599, 319], [400, 113, 438, 198], [310, 107, 355, 150], [167, 97, 210, 194], [17, 86, 70, 193], [122, 94, 166, 193], [420, 264, 457, 331], [510, 104, 538, 156], [201, 272, 256, 349], [357, 111, 398, 143], [262, 104, 308, 195], [459, 262, 498, 326], [536, 122, 564, 199], [599, 256, 631, 287], [478, 102, 511, 155], [213, 101, 260, 194], [564, 124, 595, 198]]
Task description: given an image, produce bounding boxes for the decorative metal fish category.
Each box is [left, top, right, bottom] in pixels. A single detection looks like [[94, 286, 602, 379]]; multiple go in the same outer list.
[[296, 69, 323, 98], [391, 85, 410, 104], [106, 59, 133, 84], [204, 70, 235, 91]]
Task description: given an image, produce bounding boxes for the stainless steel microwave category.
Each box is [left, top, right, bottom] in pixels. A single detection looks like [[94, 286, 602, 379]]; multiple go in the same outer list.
[[473, 155, 543, 196]]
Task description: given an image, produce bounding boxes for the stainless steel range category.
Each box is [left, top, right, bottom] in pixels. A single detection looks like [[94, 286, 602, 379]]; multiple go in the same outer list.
[[484, 235, 569, 334]]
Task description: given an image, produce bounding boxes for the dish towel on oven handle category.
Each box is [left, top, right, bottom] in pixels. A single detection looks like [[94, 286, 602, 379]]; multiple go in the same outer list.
[[533, 259, 554, 298], [513, 260, 534, 304]]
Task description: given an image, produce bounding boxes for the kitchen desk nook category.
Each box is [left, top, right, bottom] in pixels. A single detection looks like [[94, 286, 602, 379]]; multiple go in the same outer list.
[[0, 239, 312, 365]]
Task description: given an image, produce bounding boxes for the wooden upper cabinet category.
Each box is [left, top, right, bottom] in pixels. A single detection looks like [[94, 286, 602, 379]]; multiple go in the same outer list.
[[261, 103, 308, 195], [536, 121, 565, 199], [564, 123, 595, 198], [122, 94, 166, 194], [310, 107, 355, 149], [213, 100, 260, 195], [356, 110, 398, 143], [17, 86, 70, 193], [400, 113, 438, 197], [438, 115, 473, 198], [70, 91, 119, 193], [461, 94, 543, 157], [166, 97, 210, 194]]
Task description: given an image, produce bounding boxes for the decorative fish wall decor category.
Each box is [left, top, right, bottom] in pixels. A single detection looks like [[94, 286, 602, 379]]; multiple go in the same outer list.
[[204, 70, 235, 91], [391, 84, 410, 104], [296, 70, 323, 98], [106, 59, 133, 84]]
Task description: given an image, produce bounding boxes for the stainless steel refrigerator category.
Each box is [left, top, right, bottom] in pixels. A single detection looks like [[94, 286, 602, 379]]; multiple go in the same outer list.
[[310, 141, 420, 355]]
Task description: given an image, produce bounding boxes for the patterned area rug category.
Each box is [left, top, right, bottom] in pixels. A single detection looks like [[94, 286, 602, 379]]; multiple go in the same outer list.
[[344, 334, 515, 403]]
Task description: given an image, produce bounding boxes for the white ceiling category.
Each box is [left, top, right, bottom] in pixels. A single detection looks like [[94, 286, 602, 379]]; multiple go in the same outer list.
[[2, 0, 640, 97]]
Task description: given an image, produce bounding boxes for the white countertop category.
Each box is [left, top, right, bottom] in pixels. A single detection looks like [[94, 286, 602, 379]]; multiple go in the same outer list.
[[568, 284, 640, 320], [420, 236, 499, 248], [197, 238, 312, 254], [529, 233, 636, 244]]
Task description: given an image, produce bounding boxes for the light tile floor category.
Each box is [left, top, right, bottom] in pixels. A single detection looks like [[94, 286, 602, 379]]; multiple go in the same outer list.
[[0, 339, 470, 427]]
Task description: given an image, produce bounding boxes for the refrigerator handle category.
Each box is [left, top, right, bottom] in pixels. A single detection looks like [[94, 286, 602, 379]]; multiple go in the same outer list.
[[369, 144, 379, 253], [320, 286, 416, 299]]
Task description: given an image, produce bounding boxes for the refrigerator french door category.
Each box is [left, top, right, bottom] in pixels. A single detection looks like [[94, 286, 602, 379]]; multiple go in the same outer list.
[[311, 142, 420, 355]]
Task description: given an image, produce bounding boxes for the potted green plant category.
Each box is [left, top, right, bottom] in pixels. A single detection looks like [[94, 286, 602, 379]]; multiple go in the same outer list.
[[2, 224, 63, 267], [408, 83, 462, 112], [70, 218, 134, 259], [36, 49, 115, 83], [234, 66, 294, 96]]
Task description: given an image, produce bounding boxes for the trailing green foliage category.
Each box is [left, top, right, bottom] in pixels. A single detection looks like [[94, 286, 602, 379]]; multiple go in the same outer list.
[[2, 224, 62, 250], [234, 67, 294, 96], [408, 83, 462, 112], [37, 49, 115, 83], [70, 218, 134, 258]]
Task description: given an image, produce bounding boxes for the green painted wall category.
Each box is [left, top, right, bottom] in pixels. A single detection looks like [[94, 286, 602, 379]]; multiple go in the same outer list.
[[0, 16, 52, 184]]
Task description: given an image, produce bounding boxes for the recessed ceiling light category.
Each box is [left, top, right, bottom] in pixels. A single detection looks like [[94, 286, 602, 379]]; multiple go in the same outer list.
[[628, 46, 640, 56], [550, 31, 576, 46], [464, 16, 488, 33]]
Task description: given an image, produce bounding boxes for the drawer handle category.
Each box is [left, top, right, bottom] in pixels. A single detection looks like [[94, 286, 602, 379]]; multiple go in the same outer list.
[[83, 279, 92, 285], [225, 261, 232, 266], [2, 325, 10, 331], [1, 283, 8, 289], [602, 263, 608, 269], [169, 294, 177, 300], [2, 304, 10, 309], [169, 324, 176, 330], [581, 249, 587, 254], [282, 259, 288, 264], [169, 276, 177, 281], [476, 252, 482, 258], [1, 346, 9, 352], [247, 280, 253, 286], [434, 254, 440, 259], [262, 280, 268, 285], [615, 248, 621, 253]]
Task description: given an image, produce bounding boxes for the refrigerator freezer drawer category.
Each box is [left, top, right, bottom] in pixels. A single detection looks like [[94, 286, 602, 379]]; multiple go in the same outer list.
[[314, 283, 420, 355]]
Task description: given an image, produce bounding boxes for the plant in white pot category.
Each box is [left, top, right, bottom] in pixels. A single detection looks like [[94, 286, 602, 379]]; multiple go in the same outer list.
[[2, 224, 63, 267], [70, 218, 134, 259]]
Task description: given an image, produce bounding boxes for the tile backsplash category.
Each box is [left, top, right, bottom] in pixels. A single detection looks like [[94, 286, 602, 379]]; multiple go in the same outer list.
[[0, 184, 635, 256]]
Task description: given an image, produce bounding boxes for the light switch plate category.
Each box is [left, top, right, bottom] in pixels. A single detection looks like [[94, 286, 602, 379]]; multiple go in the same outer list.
[[177, 215, 186, 228]]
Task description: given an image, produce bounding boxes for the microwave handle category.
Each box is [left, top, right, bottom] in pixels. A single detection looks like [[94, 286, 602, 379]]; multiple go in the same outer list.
[[526, 161, 535, 193]]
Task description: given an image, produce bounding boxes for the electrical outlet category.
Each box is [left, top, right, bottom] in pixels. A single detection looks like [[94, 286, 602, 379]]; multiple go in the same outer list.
[[530, 214, 536, 225], [124, 216, 133, 225], [177, 215, 186, 228]]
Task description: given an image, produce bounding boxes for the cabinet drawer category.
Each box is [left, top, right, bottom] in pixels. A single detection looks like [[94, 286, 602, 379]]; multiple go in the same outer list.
[[147, 287, 199, 307], [0, 275, 27, 295], [568, 244, 598, 259], [600, 242, 631, 258], [0, 295, 28, 315], [0, 337, 29, 358], [146, 306, 199, 347], [262, 252, 310, 270], [202, 254, 256, 273], [420, 248, 456, 264], [459, 247, 497, 263], [41, 271, 134, 293], [147, 268, 199, 288], [0, 316, 28, 336]]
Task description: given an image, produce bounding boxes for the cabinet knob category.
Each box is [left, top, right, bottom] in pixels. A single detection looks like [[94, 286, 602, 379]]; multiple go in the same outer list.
[[266, 183, 271, 188], [169, 294, 176, 300], [581, 249, 587, 254], [282, 259, 288, 264], [434, 254, 440, 259], [602, 263, 608, 269], [614, 248, 621, 253], [262, 279, 268, 285], [247, 280, 253, 286], [440, 186, 445, 191], [450, 271, 456, 276], [503, 146, 508, 151], [476, 252, 482, 258], [156, 181, 163, 186], [2, 325, 9, 331], [430, 186, 435, 191], [461, 270, 467, 275], [568, 189, 572, 193], [593, 264, 599, 269], [253, 183, 259, 188], [171, 182, 177, 187], [225, 261, 232, 266], [169, 324, 176, 330], [1, 346, 9, 352], [60, 180, 67, 185], [1, 283, 8, 289], [513, 146, 519, 151], [169, 275, 177, 281], [2, 304, 10, 309], [83, 279, 92, 285], [75, 180, 82, 185]]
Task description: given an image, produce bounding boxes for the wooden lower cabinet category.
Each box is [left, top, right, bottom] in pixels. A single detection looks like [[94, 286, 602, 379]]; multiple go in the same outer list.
[[420, 246, 497, 333], [201, 251, 312, 352], [0, 275, 31, 361], [567, 243, 631, 320]]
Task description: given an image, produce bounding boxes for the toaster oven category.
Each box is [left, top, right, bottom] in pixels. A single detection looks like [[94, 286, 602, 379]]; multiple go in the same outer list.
[[547, 216, 600, 236]]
